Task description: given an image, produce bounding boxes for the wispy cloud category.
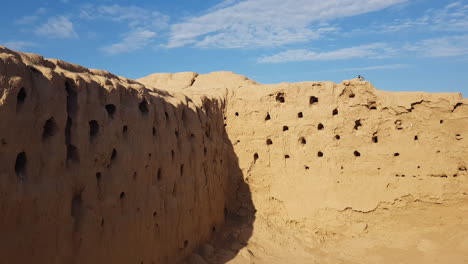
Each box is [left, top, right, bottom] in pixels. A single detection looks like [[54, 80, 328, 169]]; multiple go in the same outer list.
[[326, 64, 411, 72], [257, 43, 396, 63], [377, 1, 468, 33], [79, 4, 168, 54], [79, 4, 169, 30], [36, 16, 77, 39], [2, 41, 38, 51], [405, 35, 468, 57], [15, 8, 47, 25], [101, 30, 157, 55], [167, 0, 407, 48], [258, 33, 468, 64]]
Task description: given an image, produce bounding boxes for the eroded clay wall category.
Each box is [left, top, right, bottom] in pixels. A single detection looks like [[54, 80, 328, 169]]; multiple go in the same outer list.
[[140, 71, 468, 246], [0, 47, 240, 264], [224, 79, 468, 228]]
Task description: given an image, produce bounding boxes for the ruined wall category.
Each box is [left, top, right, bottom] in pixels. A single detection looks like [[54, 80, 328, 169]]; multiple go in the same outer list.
[[1, 47, 468, 264], [140, 72, 468, 263], [0, 47, 247, 264]]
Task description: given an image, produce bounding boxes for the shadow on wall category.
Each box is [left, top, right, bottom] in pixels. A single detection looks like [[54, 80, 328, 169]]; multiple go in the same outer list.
[[183, 99, 257, 263], [0, 50, 255, 264]]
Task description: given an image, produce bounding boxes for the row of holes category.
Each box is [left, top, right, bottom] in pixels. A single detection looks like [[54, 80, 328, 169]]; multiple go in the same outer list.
[[275, 94, 357, 104], [265, 133, 429, 146], [254, 151, 421, 162]]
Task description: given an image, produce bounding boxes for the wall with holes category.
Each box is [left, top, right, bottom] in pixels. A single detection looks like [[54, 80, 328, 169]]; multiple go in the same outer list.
[[0, 47, 237, 264], [224, 79, 468, 220]]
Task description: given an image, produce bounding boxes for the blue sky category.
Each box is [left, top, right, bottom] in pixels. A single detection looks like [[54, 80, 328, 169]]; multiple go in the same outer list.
[[1, 0, 467, 95]]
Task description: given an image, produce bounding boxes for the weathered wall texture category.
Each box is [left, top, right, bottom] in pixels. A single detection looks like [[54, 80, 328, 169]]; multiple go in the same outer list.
[[0, 47, 251, 264], [1, 47, 468, 264], [140, 72, 468, 263]]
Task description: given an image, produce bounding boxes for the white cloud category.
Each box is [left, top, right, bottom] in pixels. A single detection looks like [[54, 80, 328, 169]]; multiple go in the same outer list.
[[101, 30, 157, 55], [15, 8, 47, 25], [257, 43, 396, 63], [404, 35, 468, 57], [79, 4, 168, 30], [36, 16, 77, 39], [15, 15, 40, 25], [167, 0, 407, 48], [259, 34, 468, 63], [78, 4, 167, 54], [2, 41, 38, 51], [378, 1, 468, 33], [326, 64, 411, 72]]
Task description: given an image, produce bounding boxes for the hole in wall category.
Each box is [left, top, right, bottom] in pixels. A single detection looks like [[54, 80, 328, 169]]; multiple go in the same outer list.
[[335, 135, 341, 140], [317, 151, 323, 157], [16, 87, 27, 109], [67, 145, 79, 162], [265, 113, 271, 120], [354, 120, 362, 130], [414, 135, 418, 140], [394, 153, 400, 157], [165, 112, 169, 121], [266, 139, 273, 145], [15, 152, 27, 179], [317, 123, 324, 130], [235, 112, 239, 116], [42, 118, 58, 140], [152, 127, 156, 136], [440, 120, 444, 124], [305, 166, 310, 170], [122, 125, 128, 135], [309, 96, 318, 105], [157, 168, 162, 181], [184, 240, 189, 248], [89, 120, 99, 139], [96, 172, 102, 181], [119, 192, 126, 199], [111, 148, 117, 161], [180, 164, 184, 176], [349, 93, 355, 98], [139, 99, 149, 115], [299, 137, 306, 145], [105, 104, 116, 118], [253, 153, 259, 162], [332, 108, 338, 115], [354, 151, 361, 157], [153, 211, 157, 217], [372, 135, 378, 143], [284, 154, 290, 159], [395, 120, 403, 130], [276, 93, 285, 103], [298, 112, 303, 118], [283, 126, 289, 131]]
